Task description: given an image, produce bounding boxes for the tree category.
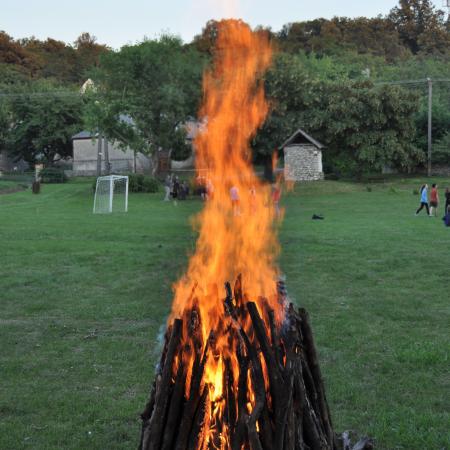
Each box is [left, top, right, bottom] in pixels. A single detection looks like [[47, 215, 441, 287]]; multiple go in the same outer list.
[[89, 35, 205, 155], [0, 100, 9, 155], [253, 54, 423, 174], [6, 81, 83, 166], [388, 0, 450, 54], [74, 33, 108, 79], [22, 37, 78, 82], [276, 17, 409, 61]]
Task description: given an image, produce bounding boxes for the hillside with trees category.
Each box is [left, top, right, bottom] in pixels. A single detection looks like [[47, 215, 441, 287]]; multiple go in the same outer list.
[[0, 0, 449, 174]]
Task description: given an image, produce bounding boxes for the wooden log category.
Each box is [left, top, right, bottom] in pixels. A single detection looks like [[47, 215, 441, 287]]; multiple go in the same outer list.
[[247, 301, 290, 450], [268, 308, 284, 371], [174, 333, 211, 450], [298, 308, 336, 448], [138, 381, 156, 450], [231, 344, 249, 450], [160, 355, 186, 450], [187, 385, 210, 450], [143, 319, 182, 450], [239, 323, 264, 450], [224, 357, 237, 435]]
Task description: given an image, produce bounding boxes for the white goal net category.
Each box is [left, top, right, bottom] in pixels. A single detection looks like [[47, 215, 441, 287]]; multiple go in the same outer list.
[[93, 175, 128, 214]]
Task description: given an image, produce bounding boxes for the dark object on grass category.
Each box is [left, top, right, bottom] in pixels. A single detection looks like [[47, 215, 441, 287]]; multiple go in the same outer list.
[[139, 279, 372, 450], [312, 214, 324, 220], [32, 181, 41, 194]]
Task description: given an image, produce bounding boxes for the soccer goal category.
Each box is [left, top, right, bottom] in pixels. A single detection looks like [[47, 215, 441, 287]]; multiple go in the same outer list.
[[93, 175, 129, 213]]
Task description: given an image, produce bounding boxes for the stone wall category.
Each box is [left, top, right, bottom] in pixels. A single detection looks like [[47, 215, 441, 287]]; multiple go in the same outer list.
[[284, 144, 324, 181], [73, 139, 151, 176]]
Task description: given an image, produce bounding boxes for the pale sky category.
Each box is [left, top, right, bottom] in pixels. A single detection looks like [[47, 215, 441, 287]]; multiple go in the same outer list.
[[0, 0, 444, 49]]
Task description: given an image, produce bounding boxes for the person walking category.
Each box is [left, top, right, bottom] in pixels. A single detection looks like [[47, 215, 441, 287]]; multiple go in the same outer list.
[[429, 183, 439, 217], [163, 174, 172, 201], [415, 184, 431, 216]]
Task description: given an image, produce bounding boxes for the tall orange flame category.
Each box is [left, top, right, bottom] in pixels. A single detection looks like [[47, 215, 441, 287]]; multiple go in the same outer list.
[[169, 19, 283, 447]]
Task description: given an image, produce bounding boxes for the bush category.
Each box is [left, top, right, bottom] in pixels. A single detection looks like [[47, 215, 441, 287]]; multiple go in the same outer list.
[[40, 167, 68, 183], [141, 176, 160, 193], [366, 186, 372, 192], [324, 173, 340, 181], [127, 174, 160, 193]]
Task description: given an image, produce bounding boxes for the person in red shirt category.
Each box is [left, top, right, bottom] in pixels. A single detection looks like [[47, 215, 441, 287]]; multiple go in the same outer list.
[[430, 183, 439, 217]]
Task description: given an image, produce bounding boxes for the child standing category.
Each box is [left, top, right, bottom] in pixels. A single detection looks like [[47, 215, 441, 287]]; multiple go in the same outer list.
[[415, 184, 431, 216], [429, 183, 439, 216]]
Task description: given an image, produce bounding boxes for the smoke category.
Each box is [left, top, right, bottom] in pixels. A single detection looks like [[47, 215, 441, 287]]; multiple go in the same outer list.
[[207, 0, 240, 17], [188, 0, 242, 21]]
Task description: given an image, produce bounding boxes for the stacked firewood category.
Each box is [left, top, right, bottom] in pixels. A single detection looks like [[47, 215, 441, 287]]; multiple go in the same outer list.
[[139, 279, 373, 450]]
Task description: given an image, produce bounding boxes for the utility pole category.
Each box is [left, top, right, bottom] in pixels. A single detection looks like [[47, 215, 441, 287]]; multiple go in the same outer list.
[[427, 78, 432, 177], [96, 134, 103, 176], [104, 138, 110, 175]]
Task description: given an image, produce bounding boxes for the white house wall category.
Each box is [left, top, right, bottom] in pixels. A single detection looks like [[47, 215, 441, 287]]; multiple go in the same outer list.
[[73, 139, 151, 176]]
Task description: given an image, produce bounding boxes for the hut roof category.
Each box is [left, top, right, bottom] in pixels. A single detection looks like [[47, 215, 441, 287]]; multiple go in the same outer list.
[[280, 129, 325, 150]]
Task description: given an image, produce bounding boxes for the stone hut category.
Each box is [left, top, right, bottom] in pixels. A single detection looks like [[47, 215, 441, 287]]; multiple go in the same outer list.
[[281, 129, 325, 181]]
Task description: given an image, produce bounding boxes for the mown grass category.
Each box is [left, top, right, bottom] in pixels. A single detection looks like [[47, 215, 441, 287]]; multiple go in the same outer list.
[[1, 178, 449, 450]]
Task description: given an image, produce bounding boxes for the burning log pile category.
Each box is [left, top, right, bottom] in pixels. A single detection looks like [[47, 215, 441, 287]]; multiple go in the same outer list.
[[139, 279, 370, 450], [138, 19, 372, 450]]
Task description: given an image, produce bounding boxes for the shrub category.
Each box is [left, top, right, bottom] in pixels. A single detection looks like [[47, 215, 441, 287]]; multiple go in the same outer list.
[[324, 173, 340, 181], [141, 176, 160, 193], [40, 167, 68, 183], [127, 174, 160, 193], [366, 186, 372, 192]]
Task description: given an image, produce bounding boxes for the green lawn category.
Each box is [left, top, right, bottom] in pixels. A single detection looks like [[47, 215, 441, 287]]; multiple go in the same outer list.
[[1, 178, 449, 450]]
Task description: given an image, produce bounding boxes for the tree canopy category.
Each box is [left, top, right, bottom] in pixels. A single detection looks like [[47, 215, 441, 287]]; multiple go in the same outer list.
[[0, 0, 448, 173], [87, 35, 205, 155]]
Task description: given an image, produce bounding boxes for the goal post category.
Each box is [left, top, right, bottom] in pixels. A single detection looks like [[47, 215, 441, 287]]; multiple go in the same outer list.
[[93, 175, 129, 214]]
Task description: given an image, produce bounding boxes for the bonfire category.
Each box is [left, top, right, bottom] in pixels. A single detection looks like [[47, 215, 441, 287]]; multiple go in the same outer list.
[[138, 19, 372, 450]]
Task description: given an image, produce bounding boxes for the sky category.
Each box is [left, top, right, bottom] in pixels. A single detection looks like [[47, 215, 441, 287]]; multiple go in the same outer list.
[[0, 0, 444, 49]]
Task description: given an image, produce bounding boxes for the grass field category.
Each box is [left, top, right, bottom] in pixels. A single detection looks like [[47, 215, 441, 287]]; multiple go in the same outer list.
[[1, 178, 449, 450]]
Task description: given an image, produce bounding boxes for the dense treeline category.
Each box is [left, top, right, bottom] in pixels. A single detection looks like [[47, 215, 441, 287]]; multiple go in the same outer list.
[[0, 32, 107, 84], [0, 0, 449, 173]]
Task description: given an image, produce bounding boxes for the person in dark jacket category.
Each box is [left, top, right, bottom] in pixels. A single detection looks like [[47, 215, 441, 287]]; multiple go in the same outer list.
[[445, 187, 450, 215], [171, 176, 180, 205]]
